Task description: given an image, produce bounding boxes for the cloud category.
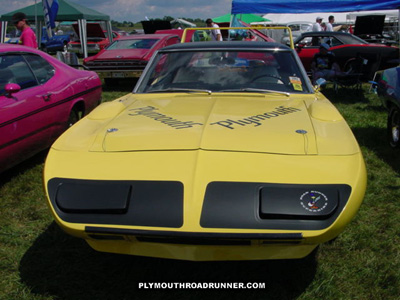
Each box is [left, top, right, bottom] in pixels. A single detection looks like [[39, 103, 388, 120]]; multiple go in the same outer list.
[[67, 0, 231, 22], [0, 0, 232, 22]]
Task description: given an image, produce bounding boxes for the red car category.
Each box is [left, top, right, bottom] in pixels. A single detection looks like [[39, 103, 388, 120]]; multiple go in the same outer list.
[[83, 33, 181, 85], [68, 23, 121, 55], [0, 44, 102, 173], [294, 31, 399, 79]]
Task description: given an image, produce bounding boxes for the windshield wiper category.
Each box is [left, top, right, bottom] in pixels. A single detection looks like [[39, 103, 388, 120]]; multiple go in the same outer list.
[[147, 88, 212, 95], [220, 88, 290, 97]]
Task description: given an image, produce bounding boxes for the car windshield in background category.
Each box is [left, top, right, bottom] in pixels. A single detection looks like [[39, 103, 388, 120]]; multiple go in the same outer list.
[[107, 39, 158, 50], [136, 49, 311, 94]]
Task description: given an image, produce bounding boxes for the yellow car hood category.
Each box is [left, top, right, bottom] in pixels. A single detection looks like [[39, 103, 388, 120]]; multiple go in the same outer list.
[[91, 94, 319, 155]]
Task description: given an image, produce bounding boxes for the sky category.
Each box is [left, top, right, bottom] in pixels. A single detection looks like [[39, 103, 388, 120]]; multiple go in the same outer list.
[[1, 0, 233, 22]]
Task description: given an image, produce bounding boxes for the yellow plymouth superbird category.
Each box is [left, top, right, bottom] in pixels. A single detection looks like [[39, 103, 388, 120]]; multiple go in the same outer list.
[[44, 41, 366, 261]]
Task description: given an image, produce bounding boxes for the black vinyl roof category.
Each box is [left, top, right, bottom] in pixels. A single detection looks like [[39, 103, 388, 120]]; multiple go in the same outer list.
[[162, 41, 292, 52], [294, 31, 368, 45]]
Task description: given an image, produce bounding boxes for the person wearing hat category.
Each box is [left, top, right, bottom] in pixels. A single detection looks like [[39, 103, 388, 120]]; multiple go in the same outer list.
[[206, 18, 222, 41], [311, 43, 342, 84], [12, 12, 37, 49], [312, 16, 324, 32]]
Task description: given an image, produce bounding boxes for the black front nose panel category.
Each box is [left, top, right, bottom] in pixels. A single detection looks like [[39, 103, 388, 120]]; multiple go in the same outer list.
[[48, 178, 184, 228], [200, 182, 351, 230]]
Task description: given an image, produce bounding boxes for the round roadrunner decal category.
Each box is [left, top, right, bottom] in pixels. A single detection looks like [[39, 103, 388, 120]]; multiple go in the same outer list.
[[300, 190, 328, 213]]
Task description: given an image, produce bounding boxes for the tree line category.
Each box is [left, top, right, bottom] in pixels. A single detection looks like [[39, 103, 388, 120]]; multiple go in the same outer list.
[[111, 16, 206, 28]]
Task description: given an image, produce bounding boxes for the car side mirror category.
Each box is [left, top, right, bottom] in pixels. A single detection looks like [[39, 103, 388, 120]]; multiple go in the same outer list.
[[314, 78, 326, 90], [5, 83, 21, 97]]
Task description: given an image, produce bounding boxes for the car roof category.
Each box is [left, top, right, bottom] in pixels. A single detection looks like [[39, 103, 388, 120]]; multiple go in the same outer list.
[[299, 31, 353, 37], [295, 31, 367, 44], [0, 44, 74, 69], [161, 41, 292, 51]]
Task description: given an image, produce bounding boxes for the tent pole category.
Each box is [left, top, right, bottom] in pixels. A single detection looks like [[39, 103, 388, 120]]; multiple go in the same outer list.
[[37, 21, 43, 49], [78, 19, 88, 58], [35, 0, 38, 44], [106, 21, 113, 44], [0, 21, 7, 43], [229, 14, 234, 40]]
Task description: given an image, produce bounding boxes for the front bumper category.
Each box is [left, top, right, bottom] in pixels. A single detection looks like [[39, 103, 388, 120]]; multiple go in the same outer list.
[[86, 227, 314, 261], [44, 149, 366, 261], [96, 70, 143, 79]]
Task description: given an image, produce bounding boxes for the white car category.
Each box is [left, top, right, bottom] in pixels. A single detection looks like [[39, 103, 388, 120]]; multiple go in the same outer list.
[[281, 22, 313, 44]]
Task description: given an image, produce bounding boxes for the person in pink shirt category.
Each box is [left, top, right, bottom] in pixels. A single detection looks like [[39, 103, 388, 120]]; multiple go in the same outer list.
[[12, 12, 38, 49]]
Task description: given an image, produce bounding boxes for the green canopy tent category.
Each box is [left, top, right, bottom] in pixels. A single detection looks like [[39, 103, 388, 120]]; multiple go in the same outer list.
[[0, 0, 111, 57], [212, 13, 271, 24]]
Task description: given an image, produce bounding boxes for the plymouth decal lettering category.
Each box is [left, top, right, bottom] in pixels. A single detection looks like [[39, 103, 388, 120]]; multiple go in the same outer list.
[[128, 106, 203, 129], [210, 106, 302, 129]]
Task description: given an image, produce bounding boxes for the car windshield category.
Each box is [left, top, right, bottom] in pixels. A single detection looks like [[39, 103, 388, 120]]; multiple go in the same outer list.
[[135, 49, 311, 94], [107, 39, 158, 50]]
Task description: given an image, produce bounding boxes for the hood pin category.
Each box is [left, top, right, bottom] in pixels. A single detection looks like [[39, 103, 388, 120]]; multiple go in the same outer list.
[[296, 129, 308, 134]]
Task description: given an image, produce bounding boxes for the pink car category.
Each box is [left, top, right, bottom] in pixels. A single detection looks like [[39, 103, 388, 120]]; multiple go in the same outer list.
[[0, 44, 102, 173]]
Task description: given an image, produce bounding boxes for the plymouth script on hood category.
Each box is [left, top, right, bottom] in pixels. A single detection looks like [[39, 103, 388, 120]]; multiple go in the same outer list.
[[128, 106, 302, 130]]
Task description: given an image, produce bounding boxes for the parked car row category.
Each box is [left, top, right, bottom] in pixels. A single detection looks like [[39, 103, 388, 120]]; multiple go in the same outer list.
[[2, 27, 398, 174], [69, 24, 399, 84], [1, 26, 275, 175]]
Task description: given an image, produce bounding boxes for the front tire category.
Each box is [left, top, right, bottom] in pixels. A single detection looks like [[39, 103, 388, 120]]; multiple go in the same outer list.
[[104, 78, 118, 86], [388, 106, 400, 148], [67, 108, 80, 128]]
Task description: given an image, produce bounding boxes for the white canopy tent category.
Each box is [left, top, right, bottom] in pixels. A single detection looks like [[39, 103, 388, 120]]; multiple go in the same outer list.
[[258, 12, 349, 25], [258, 10, 398, 25]]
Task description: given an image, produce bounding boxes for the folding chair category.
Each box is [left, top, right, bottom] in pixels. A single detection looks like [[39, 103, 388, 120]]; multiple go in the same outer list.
[[332, 55, 366, 92]]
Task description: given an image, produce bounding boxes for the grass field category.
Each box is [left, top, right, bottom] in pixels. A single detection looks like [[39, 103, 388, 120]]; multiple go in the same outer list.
[[0, 82, 399, 300]]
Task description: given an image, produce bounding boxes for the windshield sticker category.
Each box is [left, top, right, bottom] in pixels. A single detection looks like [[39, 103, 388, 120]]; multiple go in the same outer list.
[[129, 106, 203, 129], [210, 106, 301, 130], [289, 77, 303, 92]]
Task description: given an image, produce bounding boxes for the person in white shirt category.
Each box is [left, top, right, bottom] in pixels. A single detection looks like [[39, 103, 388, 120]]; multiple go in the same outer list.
[[312, 17, 323, 31], [206, 18, 223, 41], [326, 15, 335, 32]]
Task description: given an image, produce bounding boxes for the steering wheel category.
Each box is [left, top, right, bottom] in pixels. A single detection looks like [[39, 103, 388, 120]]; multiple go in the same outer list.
[[250, 74, 284, 84]]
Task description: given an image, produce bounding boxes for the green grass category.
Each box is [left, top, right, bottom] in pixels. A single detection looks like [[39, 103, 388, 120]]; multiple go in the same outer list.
[[0, 82, 399, 300]]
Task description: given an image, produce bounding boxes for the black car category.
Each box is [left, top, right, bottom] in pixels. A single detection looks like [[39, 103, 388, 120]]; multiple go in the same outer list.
[[294, 31, 399, 79]]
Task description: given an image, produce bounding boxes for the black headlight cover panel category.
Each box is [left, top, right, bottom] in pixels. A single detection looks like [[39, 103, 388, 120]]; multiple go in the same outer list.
[[200, 182, 351, 230], [48, 178, 184, 228], [260, 187, 339, 220], [56, 181, 131, 214]]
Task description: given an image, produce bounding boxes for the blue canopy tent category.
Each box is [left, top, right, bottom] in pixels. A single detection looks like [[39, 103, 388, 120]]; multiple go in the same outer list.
[[231, 0, 400, 14], [231, 0, 400, 48]]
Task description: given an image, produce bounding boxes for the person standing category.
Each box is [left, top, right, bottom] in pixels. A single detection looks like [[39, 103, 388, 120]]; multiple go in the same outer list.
[[12, 12, 37, 49], [312, 17, 323, 32], [206, 18, 223, 41], [326, 15, 335, 32]]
